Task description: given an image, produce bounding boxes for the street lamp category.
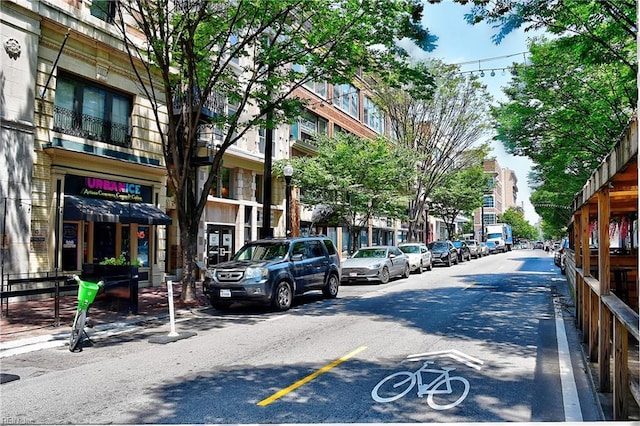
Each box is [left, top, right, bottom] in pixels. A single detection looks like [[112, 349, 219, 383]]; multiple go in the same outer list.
[[283, 163, 294, 237]]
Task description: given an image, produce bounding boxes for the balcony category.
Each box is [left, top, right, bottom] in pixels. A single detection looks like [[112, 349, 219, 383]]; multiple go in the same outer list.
[[53, 106, 131, 147]]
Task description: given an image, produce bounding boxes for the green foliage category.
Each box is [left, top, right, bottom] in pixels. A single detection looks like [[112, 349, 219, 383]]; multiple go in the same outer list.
[[99, 253, 136, 266], [279, 133, 414, 248], [498, 207, 539, 242], [371, 59, 492, 240], [116, 0, 434, 295], [464, 0, 637, 237], [429, 166, 487, 238]]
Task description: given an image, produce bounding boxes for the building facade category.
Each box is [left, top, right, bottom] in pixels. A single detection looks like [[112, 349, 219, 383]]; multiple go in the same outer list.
[[474, 159, 518, 241], [2, 0, 170, 285]]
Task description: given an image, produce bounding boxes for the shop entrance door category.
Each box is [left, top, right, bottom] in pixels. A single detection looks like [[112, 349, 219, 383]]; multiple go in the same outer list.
[[207, 225, 235, 266]]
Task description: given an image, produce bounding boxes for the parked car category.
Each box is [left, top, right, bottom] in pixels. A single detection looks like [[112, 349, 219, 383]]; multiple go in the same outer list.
[[398, 243, 432, 273], [427, 241, 459, 267], [341, 246, 410, 284], [486, 241, 498, 254], [452, 240, 472, 262], [534, 241, 544, 249], [464, 239, 481, 258], [203, 236, 341, 311], [478, 242, 490, 257]]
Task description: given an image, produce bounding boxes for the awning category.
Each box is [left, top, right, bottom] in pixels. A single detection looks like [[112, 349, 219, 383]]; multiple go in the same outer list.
[[63, 195, 172, 225]]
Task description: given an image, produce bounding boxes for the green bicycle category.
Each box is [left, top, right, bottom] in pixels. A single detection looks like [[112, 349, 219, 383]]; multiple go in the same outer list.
[[69, 275, 104, 352]]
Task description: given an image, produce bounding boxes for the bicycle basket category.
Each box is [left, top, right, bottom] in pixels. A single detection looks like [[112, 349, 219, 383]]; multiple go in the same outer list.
[[77, 280, 100, 309]]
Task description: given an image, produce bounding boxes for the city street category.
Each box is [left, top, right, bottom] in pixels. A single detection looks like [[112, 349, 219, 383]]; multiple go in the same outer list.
[[1, 249, 601, 424]]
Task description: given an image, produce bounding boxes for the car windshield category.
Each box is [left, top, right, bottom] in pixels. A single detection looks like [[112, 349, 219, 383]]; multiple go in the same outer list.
[[452, 241, 463, 248], [353, 248, 387, 258], [399, 245, 419, 254], [428, 242, 448, 250], [487, 242, 495, 247], [234, 242, 289, 261]]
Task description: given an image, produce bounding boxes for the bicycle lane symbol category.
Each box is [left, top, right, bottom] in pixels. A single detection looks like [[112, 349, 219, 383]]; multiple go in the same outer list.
[[371, 349, 484, 410]]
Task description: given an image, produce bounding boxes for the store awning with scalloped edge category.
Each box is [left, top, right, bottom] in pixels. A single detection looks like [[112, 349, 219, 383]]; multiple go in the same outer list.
[[63, 195, 172, 225]]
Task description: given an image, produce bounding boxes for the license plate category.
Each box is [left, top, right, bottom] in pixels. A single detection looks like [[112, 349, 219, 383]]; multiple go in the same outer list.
[[220, 289, 231, 298], [349, 272, 358, 277]]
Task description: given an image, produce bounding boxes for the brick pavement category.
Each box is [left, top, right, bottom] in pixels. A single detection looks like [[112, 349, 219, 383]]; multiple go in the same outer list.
[[0, 282, 209, 344]]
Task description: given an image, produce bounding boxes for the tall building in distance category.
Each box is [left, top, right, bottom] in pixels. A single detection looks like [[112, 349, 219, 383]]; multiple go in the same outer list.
[[474, 159, 518, 241]]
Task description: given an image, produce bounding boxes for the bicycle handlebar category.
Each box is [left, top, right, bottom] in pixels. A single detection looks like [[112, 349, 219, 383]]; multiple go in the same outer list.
[[72, 274, 104, 287]]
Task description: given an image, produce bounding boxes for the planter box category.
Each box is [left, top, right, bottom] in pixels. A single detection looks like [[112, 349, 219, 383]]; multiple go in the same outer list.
[[81, 264, 139, 314]]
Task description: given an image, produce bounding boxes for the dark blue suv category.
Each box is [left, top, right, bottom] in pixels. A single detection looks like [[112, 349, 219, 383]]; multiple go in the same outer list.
[[203, 237, 341, 311]]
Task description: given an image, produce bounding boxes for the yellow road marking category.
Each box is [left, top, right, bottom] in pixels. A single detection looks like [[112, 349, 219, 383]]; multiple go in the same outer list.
[[257, 345, 367, 406], [463, 282, 478, 290]]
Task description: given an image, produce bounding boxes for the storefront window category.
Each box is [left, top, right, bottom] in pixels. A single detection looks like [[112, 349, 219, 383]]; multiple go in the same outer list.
[[121, 225, 130, 262], [93, 223, 116, 263], [62, 223, 79, 271], [137, 226, 149, 267]]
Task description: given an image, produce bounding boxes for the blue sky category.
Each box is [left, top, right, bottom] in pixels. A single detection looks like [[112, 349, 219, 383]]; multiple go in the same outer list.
[[418, 0, 542, 223]]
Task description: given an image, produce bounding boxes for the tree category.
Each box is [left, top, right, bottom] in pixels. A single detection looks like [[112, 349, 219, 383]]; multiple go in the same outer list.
[[284, 133, 414, 253], [112, 1, 432, 299], [372, 60, 493, 241], [442, 0, 637, 236], [429, 165, 486, 239], [493, 35, 635, 233], [498, 207, 539, 242]]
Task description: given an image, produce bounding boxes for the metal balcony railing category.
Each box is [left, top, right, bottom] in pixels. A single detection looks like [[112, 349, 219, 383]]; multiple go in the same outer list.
[[53, 106, 131, 147]]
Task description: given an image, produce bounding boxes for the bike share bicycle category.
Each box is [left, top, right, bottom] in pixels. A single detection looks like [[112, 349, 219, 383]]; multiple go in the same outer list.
[[69, 275, 104, 352]]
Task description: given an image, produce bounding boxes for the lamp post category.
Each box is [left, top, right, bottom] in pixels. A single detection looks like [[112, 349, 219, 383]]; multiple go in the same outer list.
[[283, 163, 293, 237]]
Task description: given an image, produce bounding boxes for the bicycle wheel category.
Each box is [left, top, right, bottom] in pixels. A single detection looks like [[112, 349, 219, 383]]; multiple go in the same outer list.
[[371, 371, 415, 403], [426, 376, 469, 410], [69, 309, 87, 352]]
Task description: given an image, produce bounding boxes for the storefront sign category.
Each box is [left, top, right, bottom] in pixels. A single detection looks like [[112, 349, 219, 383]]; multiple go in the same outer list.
[[31, 236, 47, 252], [65, 174, 152, 203]]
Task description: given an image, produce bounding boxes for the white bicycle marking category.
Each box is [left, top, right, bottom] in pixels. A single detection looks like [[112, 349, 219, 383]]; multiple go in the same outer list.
[[371, 360, 470, 410]]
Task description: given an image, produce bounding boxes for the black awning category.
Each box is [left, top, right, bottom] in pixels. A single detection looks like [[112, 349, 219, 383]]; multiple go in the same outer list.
[[63, 195, 172, 225]]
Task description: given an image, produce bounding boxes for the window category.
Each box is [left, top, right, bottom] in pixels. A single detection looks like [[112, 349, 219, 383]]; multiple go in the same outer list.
[[363, 96, 385, 134], [482, 195, 494, 208], [90, 0, 116, 23], [210, 167, 233, 199], [290, 111, 327, 142], [483, 213, 496, 225], [333, 84, 359, 118], [54, 72, 132, 147], [293, 63, 327, 98], [255, 174, 263, 203]]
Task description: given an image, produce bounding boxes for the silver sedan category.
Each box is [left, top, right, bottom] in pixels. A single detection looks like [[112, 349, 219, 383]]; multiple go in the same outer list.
[[341, 246, 410, 284]]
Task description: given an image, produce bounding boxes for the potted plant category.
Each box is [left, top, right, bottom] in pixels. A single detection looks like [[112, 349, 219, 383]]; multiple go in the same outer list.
[[82, 254, 139, 314]]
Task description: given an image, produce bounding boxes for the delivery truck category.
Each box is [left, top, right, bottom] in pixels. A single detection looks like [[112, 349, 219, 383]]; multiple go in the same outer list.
[[484, 223, 513, 252]]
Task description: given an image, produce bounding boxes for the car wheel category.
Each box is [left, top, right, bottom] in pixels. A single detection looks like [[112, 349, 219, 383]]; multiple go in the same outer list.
[[271, 280, 293, 311], [322, 273, 339, 299], [446, 256, 452, 267], [379, 267, 390, 284], [402, 263, 410, 279], [427, 261, 432, 271], [417, 261, 423, 274]]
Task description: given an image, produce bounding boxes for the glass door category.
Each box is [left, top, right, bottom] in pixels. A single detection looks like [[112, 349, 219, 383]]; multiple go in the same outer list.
[[207, 225, 235, 266]]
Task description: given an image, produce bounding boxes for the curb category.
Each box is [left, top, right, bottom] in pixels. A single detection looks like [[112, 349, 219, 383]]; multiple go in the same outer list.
[[0, 306, 207, 359]]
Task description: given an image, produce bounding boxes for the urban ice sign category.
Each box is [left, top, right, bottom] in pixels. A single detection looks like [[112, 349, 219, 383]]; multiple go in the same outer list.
[[82, 177, 144, 202]]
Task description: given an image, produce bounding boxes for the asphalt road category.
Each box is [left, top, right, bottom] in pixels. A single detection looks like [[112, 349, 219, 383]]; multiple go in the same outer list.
[[0, 249, 602, 424]]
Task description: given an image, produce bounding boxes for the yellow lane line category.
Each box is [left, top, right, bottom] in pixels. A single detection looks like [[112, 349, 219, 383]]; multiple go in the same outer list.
[[463, 282, 478, 290], [257, 345, 367, 406]]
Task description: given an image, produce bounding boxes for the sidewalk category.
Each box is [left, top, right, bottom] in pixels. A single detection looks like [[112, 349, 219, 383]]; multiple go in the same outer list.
[[0, 282, 209, 352]]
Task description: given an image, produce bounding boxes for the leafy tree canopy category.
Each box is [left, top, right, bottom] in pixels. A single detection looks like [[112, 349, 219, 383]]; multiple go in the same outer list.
[[279, 133, 415, 250], [498, 207, 539, 242], [429, 165, 487, 239], [114, 0, 435, 297]]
